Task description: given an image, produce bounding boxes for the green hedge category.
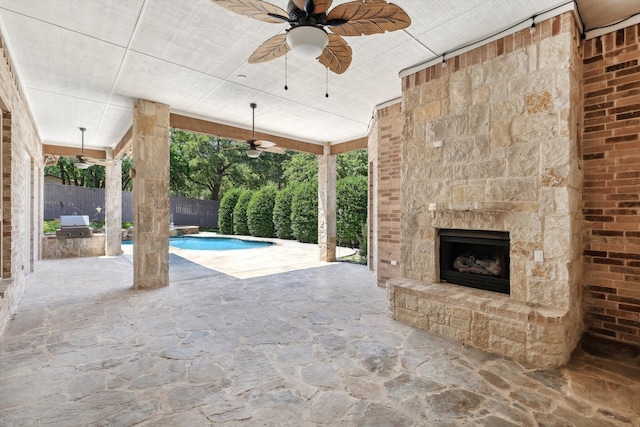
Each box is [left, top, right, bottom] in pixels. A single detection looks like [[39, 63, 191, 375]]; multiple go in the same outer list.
[[233, 190, 253, 236], [337, 175, 368, 248], [218, 188, 243, 234], [247, 187, 277, 237], [291, 181, 318, 243], [273, 185, 295, 240]]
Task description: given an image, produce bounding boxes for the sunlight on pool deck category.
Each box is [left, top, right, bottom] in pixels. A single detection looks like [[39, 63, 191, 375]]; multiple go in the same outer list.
[[121, 232, 357, 279]]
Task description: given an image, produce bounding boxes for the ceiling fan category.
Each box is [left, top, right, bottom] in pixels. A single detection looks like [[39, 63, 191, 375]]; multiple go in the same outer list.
[[74, 127, 117, 169], [211, 0, 411, 74], [226, 103, 286, 158]]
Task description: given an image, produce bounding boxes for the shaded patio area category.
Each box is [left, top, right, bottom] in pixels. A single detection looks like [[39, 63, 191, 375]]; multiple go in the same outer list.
[[0, 252, 638, 426]]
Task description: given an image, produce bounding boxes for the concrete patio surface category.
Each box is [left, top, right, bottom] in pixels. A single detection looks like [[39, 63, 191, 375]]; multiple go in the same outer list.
[[0, 244, 639, 426]]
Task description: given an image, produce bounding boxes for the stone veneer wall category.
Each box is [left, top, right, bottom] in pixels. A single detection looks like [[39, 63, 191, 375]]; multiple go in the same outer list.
[[0, 33, 43, 334], [318, 142, 336, 262], [132, 99, 170, 290], [368, 103, 403, 287], [42, 235, 106, 259], [388, 13, 584, 367], [582, 25, 640, 345]]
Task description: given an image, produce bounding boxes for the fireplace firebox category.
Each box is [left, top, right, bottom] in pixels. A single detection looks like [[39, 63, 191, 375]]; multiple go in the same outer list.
[[439, 229, 510, 294]]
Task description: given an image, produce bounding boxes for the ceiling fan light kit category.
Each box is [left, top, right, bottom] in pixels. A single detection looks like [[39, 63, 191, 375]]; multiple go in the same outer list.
[[246, 148, 261, 158], [286, 26, 328, 58], [75, 160, 91, 170]]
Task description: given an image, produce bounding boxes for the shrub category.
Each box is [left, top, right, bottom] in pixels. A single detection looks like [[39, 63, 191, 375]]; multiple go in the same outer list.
[[218, 188, 243, 234], [337, 175, 368, 248], [291, 181, 318, 243], [273, 186, 295, 240], [233, 190, 253, 236], [247, 187, 277, 237], [358, 222, 368, 261]]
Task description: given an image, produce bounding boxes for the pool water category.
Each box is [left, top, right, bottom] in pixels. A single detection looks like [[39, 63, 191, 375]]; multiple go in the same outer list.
[[122, 236, 273, 250]]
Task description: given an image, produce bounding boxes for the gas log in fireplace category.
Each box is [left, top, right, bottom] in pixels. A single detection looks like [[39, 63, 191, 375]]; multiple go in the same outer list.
[[439, 229, 510, 294]]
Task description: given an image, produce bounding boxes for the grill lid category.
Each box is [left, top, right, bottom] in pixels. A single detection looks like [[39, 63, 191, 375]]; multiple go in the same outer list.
[[59, 215, 90, 229]]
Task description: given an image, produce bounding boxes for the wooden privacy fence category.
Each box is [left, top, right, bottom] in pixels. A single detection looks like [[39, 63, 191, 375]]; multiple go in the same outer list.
[[44, 183, 219, 228]]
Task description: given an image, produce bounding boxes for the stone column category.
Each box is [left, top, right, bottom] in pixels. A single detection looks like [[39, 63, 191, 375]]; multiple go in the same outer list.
[[104, 148, 122, 256], [132, 99, 170, 289], [318, 142, 336, 262]]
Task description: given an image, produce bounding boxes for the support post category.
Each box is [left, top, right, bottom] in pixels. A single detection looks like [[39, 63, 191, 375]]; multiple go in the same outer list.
[[132, 99, 170, 289], [104, 148, 122, 256], [318, 142, 336, 261]]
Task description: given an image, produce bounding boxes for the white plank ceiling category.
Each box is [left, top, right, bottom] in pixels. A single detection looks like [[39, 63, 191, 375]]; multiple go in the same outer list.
[[0, 0, 638, 151]]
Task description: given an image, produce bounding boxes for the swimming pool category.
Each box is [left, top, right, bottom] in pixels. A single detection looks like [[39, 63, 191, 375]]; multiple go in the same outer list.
[[122, 236, 273, 250]]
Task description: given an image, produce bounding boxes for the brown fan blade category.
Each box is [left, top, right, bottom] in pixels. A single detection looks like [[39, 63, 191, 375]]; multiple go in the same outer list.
[[254, 140, 276, 148], [313, 0, 333, 14], [81, 156, 118, 166], [326, 0, 411, 36], [259, 145, 286, 154], [248, 34, 290, 63], [317, 34, 352, 74], [211, 0, 289, 24]]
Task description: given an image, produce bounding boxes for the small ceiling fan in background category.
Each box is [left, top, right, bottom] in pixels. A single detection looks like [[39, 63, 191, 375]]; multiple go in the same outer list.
[[211, 0, 411, 74], [226, 103, 286, 158], [74, 127, 117, 169]]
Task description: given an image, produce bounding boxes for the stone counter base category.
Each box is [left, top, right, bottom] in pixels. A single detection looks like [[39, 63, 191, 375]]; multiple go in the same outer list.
[[387, 278, 582, 368], [42, 234, 106, 259]]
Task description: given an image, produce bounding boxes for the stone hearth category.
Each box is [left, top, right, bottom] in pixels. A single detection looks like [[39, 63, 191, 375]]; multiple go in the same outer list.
[[387, 12, 584, 367]]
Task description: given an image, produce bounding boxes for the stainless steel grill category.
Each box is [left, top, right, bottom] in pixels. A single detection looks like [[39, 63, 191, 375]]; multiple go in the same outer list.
[[56, 215, 92, 239]]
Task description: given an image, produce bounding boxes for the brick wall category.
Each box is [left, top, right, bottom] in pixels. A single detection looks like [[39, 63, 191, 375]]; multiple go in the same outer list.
[[0, 32, 43, 334], [582, 25, 640, 345], [370, 103, 402, 287], [1, 110, 11, 278]]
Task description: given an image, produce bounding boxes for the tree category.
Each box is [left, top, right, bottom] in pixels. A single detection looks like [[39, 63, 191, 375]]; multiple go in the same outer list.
[[337, 149, 368, 179], [45, 156, 132, 190], [171, 129, 250, 200], [242, 151, 293, 190], [282, 153, 318, 184], [120, 158, 134, 191], [291, 181, 318, 243], [247, 186, 277, 237]]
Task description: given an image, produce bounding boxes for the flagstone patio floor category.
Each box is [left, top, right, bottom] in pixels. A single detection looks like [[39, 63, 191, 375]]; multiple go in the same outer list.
[[0, 242, 638, 426]]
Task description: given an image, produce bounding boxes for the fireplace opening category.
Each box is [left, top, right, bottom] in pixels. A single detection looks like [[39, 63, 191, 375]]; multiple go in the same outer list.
[[439, 229, 510, 294]]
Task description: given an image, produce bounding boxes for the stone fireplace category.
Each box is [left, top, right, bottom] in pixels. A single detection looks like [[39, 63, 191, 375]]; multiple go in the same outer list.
[[383, 12, 585, 367]]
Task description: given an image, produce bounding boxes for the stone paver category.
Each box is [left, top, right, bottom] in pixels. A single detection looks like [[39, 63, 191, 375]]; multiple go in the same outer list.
[[0, 250, 639, 426]]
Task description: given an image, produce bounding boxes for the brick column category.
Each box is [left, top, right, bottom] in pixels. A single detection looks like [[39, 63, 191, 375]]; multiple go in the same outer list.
[[132, 99, 170, 289], [374, 103, 402, 287], [104, 148, 122, 256], [318, 142, 336, 261]]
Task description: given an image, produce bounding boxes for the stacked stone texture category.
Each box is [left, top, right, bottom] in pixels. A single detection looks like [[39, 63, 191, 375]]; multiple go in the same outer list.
[[582, 24, 640, 345], [42, 234, 106, 259], [318, 142, 336, 262], [104, 157, 123, 257], [387, 13, 584, 367], [132, 99, 170, 290]]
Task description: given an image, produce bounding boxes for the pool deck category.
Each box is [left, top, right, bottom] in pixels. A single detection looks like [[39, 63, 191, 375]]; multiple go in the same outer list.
[[122, 233, 357, 279]]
